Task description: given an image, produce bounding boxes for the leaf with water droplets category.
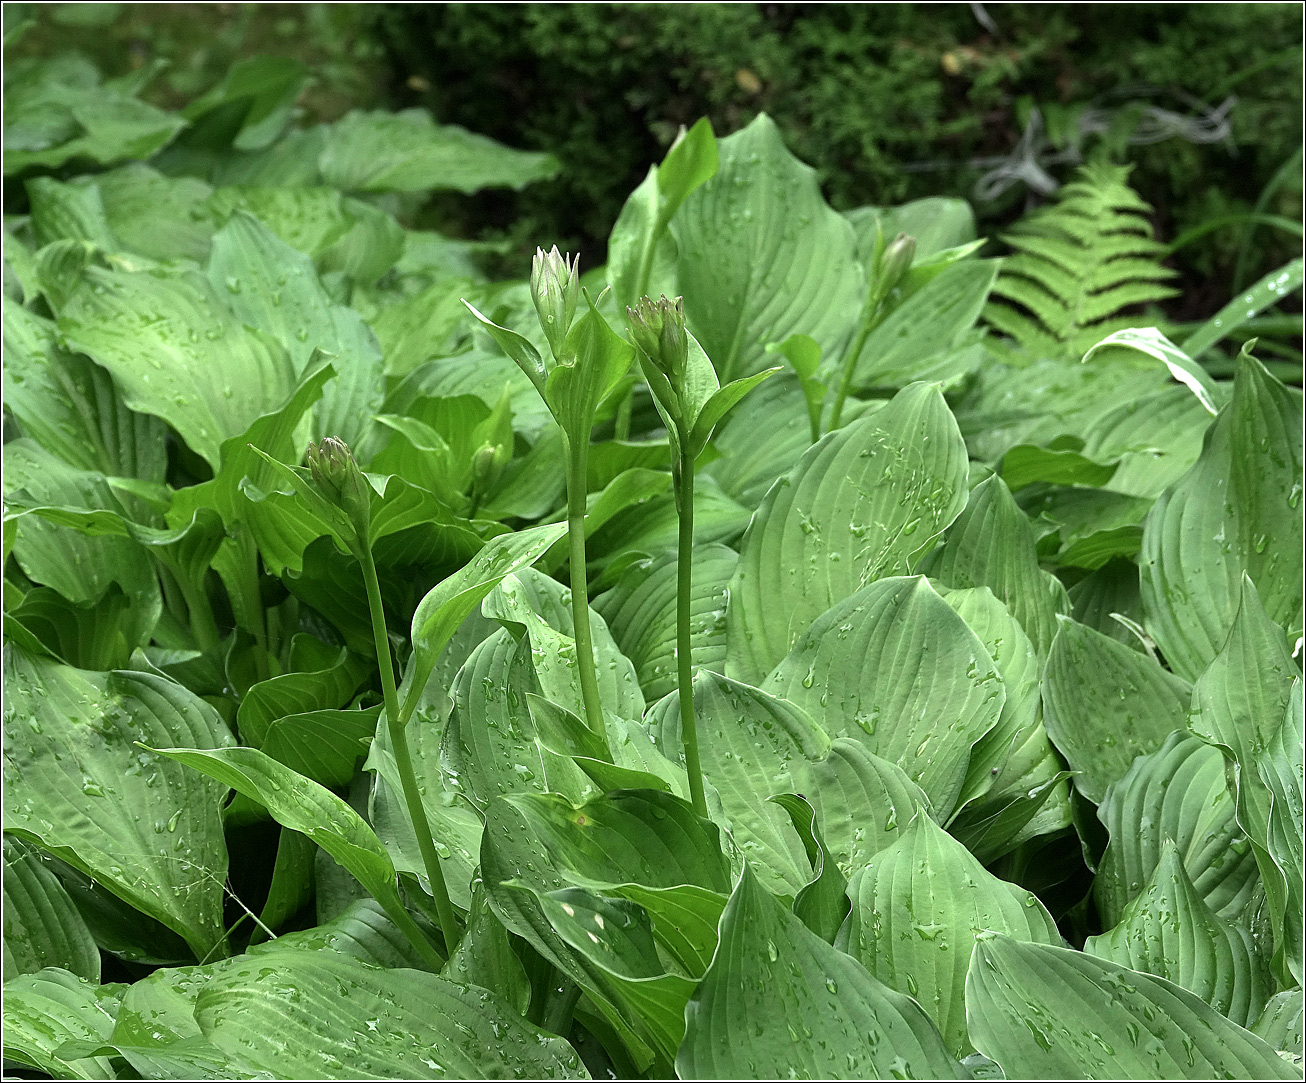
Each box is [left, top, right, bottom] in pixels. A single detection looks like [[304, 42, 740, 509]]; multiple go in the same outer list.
[[727, 382, 968, 683], [3, 645, 232, 960], [678, 864, 964, 1080], [966, 935, 1298, 1080]]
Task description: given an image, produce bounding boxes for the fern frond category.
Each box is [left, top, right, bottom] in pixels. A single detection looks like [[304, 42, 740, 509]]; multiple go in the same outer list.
[[985, 162, 1178, 361]]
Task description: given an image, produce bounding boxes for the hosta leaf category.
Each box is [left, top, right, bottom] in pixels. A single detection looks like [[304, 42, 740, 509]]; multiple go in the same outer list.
[[853, 260, 998, 389], [194, 950, 587, 1079], [403, 521, 569, 719], [771, 793, 849, 944], [965, 936, 1297, 1080], [678, 865, 964, 1080], [1042, 615, 1192, 803], [1082, 328, 1221, 416], [647, 670, 826, 895], [1253, 990, 1304, 1056], [205, 211, 384, 448], [318, 109, 559, 194], [938, 586, 1071, 860], [59, 264, 298, 468], [2, 303, 167, 479], [1084, 840, 1271, 1028], [444, 887, 531, 1015], [846, 197, 977, 262], [482, 569, 645, 725], [1082, 383, 1212, 499], [837, 814, 1060, 1057], [3, 647, 232, 960], [149, 744, 441, 970], [922, 472, 1062, 654], [479, 797, 658, 1073], [1, 969, 124, 1080], [764, 576, 1003, 820], [594, 543, 735, 702], [2, 836, 99, 983], [4, 441, 162, 652], [259, 705, 381, 790], [1095, 731, 1259, 928], [727, 382, 968, 682], [790, 737, 934, 878], [1255, 681, 1304, 986], [532, 886, 695, 1065], [442, 628, 592, 810], [235, 641, 370, 749], [506, 789, 731, 893], [671, 113, 863, 382], [1140, 350, 1303, 680]]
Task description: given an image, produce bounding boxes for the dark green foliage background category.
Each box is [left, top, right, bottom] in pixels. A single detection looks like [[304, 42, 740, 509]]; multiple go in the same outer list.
[[374, 2, 1302, 304]]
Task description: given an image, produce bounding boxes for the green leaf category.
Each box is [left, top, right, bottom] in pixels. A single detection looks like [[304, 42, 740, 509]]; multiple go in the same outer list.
[[838, 813, 1060, 1057], [479, 797, 658, 1073], [444, 886, 531, 1015], [965, 935, 1297, 1080], [1253, 991, 1304, 1056], [846, 197, 977, 262], [1001, 443, 1120, 491], [1, 969, 124, 1080], [532, 886, 696, 1065], [371, 278, 481, 378], [939, 586, 1072, 859], [763, 576, 1003, 820], [463, 300, 548, 396], [194, 949, 587, 1079], [236, 641, 370, 748], [4, 441, 162, 652], [854, 260, 999, 389], [648, 670, 824, 896], [687, 367, 782, 458], [770, 793, 849, 944], [678, 864, 963, 1080], [1255, 679, 1304, 986], [2, 836, 99, 983], [506, 789, 731, 894], [594, 543, 736, 703], [791, 737, 934, 879], [921, 472, 1064, 654], [672, 114, 864, 382], [1095, 731, 1259, 928], [1182, 257, 1303, 360], [1083, 327, 1220, 416], [766, 334, 825, 442], [546, 294, 636, 445], [1042, 615, 1192, 803], [180, 56, 309, 151], [3, 647, 232, 960], [260, 705, 381, 790], [59, 264, 297, 468], [318, 109, 559, 194], [727, 382, 968, 682], [1140, 349, 1303, 680], [2, 302, 167, 479], [205, 211, 384, 448], [1081, 383, 1214, 500], [1084, 840, 1271, 1028], [147, 744, 440, 969]]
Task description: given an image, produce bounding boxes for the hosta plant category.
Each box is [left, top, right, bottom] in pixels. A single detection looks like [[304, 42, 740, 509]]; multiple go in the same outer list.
[[3, 47, 1304, 1083]]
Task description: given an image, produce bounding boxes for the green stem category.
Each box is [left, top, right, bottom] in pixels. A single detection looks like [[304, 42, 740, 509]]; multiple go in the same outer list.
[[827, 312, 876, 434], [676, 447, 708, 819], [562, 432, 607, 736], [613, 386, 634, 441], [358, 543, 460, 954]]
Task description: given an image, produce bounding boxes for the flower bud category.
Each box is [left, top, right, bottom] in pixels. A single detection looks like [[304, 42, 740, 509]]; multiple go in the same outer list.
[[470, 440, 508, 493], [879, 233, 916, 295], [627, 295, 688, 387], [306, 436, 371, 541], [530, 246, 580, 357]]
